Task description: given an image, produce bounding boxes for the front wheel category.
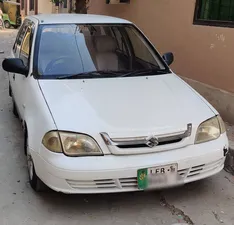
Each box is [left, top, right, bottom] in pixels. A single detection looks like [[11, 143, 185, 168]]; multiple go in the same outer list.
[[4, 21, 11, 29], [12, 98, 19, 118], [26, 135, 47, 192]]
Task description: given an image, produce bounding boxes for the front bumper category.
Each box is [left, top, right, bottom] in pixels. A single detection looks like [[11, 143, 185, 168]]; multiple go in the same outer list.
[[31, 134, 228, 194]]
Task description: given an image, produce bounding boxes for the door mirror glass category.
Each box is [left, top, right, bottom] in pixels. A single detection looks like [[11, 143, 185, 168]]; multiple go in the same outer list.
[[2, 58, 28, 76], [162, 52, 174, 66]]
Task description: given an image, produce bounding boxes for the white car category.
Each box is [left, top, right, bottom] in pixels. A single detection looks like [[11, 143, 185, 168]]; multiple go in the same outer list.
[[2, 14, 229, 193]]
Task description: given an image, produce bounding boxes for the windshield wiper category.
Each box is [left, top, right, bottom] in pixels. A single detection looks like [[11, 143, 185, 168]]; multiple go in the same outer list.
[[120, 69, 169, 77], [57, 69, 169, 79], [57, 70, 122, 79]]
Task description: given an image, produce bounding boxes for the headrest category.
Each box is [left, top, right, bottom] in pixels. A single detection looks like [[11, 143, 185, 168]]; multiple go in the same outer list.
[[95, 36, 117, 53]]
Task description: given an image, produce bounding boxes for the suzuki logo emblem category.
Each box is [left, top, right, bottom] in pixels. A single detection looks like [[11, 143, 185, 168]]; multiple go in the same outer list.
[[146, 136, 159, 148]]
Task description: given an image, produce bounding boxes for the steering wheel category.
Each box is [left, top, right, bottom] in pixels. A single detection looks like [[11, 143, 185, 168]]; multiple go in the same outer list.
[[44, 56, 77, 75]]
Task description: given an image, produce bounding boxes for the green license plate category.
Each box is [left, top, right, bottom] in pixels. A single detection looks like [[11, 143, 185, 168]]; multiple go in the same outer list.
[[137, 164, 178, 190]]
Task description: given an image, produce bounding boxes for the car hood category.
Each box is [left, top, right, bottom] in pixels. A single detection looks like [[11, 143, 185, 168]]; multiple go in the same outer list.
[[38, 73, 215, 138]]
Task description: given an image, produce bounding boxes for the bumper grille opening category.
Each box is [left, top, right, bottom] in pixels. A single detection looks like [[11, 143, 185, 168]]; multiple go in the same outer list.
[[66, 177, 138, 190], [119, 177, 138, 187], [178, 168, 188, 178], [182, 159, 223, 179], [94, 179, 116, 188]]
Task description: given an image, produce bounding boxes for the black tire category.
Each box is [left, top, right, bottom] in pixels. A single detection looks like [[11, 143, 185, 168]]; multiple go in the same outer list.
[[12, 98, 19, 118], [26, 133, 47, 192], [24, 124, 27, 156], [4, 21, 11, 29], [9, 83, 12, 97]]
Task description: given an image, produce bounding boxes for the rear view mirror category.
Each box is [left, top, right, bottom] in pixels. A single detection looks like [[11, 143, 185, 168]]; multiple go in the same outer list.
[[2, 58, 28, 76], [162, 52, 174, 66]]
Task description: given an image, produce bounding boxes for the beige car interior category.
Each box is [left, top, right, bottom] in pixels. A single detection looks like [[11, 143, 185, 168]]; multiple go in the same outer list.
[[94, 35, 118, 71], [83, 29, 122, 71]]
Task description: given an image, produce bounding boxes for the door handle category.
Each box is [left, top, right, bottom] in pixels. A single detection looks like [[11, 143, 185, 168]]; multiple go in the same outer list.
[[13, 73, 15, 80]]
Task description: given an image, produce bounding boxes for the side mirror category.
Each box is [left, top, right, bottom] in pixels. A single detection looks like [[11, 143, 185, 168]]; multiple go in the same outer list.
[[2, 58, 28, 76], [162, 52, 174, 66]]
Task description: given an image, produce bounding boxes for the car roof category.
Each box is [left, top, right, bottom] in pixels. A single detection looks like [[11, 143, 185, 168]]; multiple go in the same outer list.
[[29, 14, 132, 25]]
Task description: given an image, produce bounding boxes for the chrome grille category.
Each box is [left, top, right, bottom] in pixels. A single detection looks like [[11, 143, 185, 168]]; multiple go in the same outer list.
[[100, 123, 192, 149]]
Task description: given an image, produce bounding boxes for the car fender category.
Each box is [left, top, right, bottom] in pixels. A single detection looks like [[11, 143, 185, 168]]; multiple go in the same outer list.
[[23, 78, 57, 156]]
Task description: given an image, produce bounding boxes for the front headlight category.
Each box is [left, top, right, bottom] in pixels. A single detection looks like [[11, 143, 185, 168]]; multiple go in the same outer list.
[[195, 115, 226, 144], [42, 131, 103, 156], [42, 131, 62, 153]]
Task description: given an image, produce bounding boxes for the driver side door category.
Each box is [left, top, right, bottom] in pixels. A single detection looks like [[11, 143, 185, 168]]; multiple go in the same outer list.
[[17, 22, 34, 120], [10, 20, 29, 117], [11, 20, 34, 119]]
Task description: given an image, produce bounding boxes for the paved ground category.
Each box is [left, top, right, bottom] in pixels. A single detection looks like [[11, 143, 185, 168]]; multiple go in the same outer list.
[[1, 29, 234, 225]]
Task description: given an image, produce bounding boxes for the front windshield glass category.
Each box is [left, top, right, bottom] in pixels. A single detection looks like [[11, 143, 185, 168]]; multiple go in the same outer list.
[[36, 24, 168, 78]]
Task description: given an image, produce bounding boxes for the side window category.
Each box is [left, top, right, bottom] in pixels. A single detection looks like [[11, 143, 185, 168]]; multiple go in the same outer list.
[[13, 22, 28, 53], [19, 25, 33, 67]]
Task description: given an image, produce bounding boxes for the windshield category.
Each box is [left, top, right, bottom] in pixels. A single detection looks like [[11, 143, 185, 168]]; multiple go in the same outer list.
[[35, 24, 169, 79]]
